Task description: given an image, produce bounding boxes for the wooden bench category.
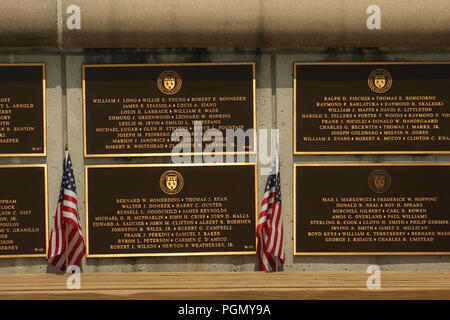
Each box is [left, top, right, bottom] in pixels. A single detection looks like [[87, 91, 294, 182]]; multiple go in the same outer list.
[[0, 271, 449, 299]]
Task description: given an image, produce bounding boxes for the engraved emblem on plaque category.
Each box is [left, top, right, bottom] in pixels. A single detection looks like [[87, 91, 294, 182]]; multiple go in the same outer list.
[[157, 70, 182, 95], [368, 169, 392, 193], [368, 68, 392, 93], [159, 170, 184, 195]]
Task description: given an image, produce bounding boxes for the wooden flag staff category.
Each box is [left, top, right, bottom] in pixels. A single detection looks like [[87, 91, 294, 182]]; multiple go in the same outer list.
[[64, 149, 69, 273]]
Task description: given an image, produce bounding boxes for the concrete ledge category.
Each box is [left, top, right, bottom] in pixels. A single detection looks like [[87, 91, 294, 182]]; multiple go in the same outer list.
[[0, 0, 57, 47], [0, 0, 449, 48], [0, 271, 449, 299]]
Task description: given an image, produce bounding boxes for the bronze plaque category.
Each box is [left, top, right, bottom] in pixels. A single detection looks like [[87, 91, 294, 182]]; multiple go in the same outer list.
[[0, 64, 46, 156], [0, 165, 47, 258], [83, 63, 256, 157], [294, 62, 450, 154], [294, 164, 450, 255], [86, 163, 257, 257]]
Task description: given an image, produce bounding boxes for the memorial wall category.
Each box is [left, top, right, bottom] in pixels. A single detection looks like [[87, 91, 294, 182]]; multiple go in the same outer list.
[[0, 48, 449, 273]]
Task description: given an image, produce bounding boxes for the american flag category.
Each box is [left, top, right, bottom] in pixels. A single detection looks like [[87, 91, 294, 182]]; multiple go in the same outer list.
[[256, 151, 285, 272], [47, 152, 86, 272]]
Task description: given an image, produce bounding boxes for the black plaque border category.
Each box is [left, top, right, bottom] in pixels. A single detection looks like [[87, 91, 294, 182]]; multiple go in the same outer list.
[[293, 61, 450, 155], [82, 62, 257, 157], [0, 164, 48, 258], [85, 162, 258, 258], [293, 163, 450, 256], [0, 63, 47, 157]]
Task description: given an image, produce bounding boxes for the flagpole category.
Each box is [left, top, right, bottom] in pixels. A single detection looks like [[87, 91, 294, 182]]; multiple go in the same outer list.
[[275, 140, 280, 273], [65, 222, 69, 273], [64, 149, 69, 273]]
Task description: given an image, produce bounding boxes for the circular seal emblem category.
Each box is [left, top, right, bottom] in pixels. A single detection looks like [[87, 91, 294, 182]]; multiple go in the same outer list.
[[368, 68, 392, 93], [157, 70, 182, 95], [368, 169, 392, 194], [159, 170, 184, 195]]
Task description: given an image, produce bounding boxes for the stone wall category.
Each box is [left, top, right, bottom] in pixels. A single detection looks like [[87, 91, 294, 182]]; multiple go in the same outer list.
[[1, 47, 450, 273]]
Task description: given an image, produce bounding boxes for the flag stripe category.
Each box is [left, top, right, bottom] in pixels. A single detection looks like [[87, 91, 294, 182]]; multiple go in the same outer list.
[[256, 152, 284, 272], [47, 153, 85, 273]]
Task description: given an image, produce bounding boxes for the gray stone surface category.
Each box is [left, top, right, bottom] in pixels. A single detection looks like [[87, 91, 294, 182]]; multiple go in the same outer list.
[[1, 48, 450, 273], [0, 53, 63, 273], [66, 50, 272, 272], [0, 0, 57, 47], [276, 48, 450, 271], [2, 1, 450, 48]]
